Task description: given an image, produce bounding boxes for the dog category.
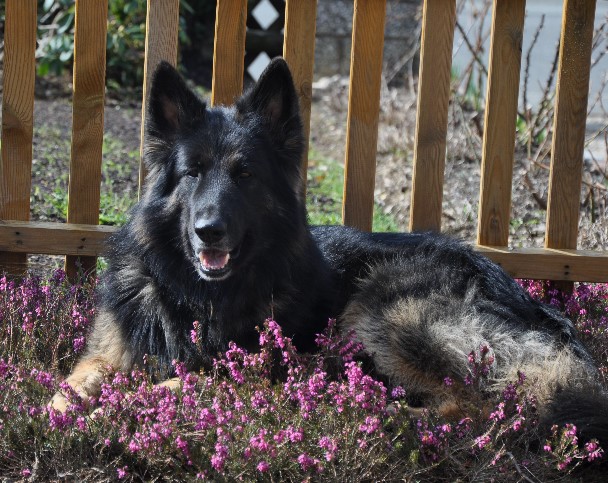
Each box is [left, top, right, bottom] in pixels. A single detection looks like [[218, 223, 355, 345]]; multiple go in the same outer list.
[[51, 58, 608, 448]]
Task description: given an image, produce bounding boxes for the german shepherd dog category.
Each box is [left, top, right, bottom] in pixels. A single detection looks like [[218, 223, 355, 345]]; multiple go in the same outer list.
[[52, 58, 608, 447]]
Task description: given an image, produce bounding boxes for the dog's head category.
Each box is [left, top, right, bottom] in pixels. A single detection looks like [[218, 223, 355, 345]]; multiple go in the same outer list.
[[143, 58, 305, 281]]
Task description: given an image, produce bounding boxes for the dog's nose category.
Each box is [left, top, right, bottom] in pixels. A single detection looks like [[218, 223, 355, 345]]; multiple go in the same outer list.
[[195, 219, 228, 244]]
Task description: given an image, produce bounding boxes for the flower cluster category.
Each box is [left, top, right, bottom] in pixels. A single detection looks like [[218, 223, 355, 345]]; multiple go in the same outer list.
[[0, 272, 606, 480], [544, 423, 604, 470], [0, 270, 95, 373]]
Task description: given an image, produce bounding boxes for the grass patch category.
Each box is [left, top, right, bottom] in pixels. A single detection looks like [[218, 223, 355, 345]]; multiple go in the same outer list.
[[30, 127, 139, 226], [306, 149, 400, 232]]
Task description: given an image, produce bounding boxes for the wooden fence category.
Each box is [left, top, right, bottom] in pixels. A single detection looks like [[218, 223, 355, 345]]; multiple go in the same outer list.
[[1, 0, 607, 283]]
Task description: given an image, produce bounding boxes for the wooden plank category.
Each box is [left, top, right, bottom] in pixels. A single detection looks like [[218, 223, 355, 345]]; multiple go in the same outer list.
[[283, 0, 318, 187], [0, 0, 37, 275], [409, 0, 456, 232], [475, 245, 608, 283], [477, 0, 526, 246], [65, 0, 109, 279], [138, 0, 180, 193], [1, 220, 607, 283], [211, 0, 248, 106], [545, 0, 597, 250], [342, 0, 387, 231], [545, 0, 596, 292], [0, 221, 116, 257]]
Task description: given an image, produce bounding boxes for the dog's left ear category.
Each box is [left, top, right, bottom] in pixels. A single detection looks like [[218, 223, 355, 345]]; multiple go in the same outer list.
[[236, 58, 303, 157], [146, 61, 206, 142]]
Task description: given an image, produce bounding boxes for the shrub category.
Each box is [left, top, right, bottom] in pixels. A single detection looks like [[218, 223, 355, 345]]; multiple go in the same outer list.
[[0, 272, 606, 480]]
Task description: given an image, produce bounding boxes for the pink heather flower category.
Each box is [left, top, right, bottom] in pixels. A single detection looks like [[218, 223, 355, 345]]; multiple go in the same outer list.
[[543, 444, 552, 452], [318, 436, 338, 461], [191, 320, 200, 344], [176, 436, 190, 458], [243, 447, 252, 460], [286, 426, 304, 443], [475, 434, 491, 449], [73, 336, 86, 353], [211, 443, 228, 472], [489, 402, 506, 421], [585, 440, 604, 461], [31, 368, 54, 390], [117, 466, 128, 479], [21, 469, 31, 478], [257, 461, 270, 473], [359, 416, 381, 434], [297, 453, 315, 471], [391, 386, 406, 398], [512, 418, 523, 431], [443, 377, 453, 387]]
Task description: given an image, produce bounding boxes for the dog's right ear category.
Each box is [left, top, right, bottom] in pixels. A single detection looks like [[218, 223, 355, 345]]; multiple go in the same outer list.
[[145, 61, 206, 142]]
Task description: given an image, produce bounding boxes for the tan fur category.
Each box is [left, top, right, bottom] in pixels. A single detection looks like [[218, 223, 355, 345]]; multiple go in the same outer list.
[[50, 310, 132, 412], [342, 290, 599, 420]]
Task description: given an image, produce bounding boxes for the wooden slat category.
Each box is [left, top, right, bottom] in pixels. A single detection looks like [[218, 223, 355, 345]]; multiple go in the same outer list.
[[0, 221, 116, 257], [409, 0, 456, 232], [1, 220, 607, 283], [138, 0, 180, 193], [545, 0, 596, 292], [342, 0, 387, 231], [211, 0, 248, 107], [0, 0, 37, 274], [477, 0, 526, 246], [65, 0, 109, 279], [545, 0, 597, 250], [283, 0, 318, 186], [476, 245, 608, 283]]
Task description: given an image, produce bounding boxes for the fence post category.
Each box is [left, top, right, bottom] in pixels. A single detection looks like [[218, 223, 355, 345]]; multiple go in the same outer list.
[[138, 0, 180, 195], [283, 0, 318, 188], [545, 0, 597, 290], [65, 0, 109, 280], [212, 0, 248, 107], [342, 0, 387, 232], [0, 0, 37, 276], [476, 0, 526, 247], [409, 0, 456, 233]]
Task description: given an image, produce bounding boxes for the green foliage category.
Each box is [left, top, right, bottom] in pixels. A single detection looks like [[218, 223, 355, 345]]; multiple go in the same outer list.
[[306, 149, 400, 231], [31, 0, 215, 91]]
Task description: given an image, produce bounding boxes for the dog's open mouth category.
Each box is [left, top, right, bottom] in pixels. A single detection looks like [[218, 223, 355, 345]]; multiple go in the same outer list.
[[199, 249, 230, 271], [197, 245, 241, 280]]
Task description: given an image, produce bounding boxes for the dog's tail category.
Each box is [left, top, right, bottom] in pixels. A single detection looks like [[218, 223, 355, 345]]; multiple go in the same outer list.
[[543, 385, 608, 450], [340, 256, 608, 450]]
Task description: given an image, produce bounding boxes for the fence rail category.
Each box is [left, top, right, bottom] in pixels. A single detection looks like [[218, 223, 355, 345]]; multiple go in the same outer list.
[[1, 0, 607, 283]]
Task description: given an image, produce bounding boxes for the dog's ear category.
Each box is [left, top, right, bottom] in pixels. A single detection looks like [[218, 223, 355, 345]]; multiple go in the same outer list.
[[146, 61, 206, 141], [236, 58, 303, 157]]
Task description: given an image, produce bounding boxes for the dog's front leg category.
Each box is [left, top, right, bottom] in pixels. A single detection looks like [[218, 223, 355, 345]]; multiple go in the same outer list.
[[50, 310, 132, 412]]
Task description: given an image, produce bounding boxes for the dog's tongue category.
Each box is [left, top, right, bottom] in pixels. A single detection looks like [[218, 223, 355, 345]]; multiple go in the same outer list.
[[199, 250, 230, 271]]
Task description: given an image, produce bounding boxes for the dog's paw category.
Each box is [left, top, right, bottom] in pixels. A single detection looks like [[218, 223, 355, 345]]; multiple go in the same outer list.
[[48, 391, 70, 413], [157, 376, 184, 393]]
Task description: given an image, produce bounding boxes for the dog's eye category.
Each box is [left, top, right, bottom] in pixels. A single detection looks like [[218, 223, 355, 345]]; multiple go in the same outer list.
[[186, 168, 199, 178], [238, 171, 252, 179]]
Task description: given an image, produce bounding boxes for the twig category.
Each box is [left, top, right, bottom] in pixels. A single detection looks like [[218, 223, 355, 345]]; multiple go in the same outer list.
[[523, 14, 545, 113], [530, 158, 608, 193], [505, 451, 538, 483], [455, 20, 489, 79], [531, 39, 560, 137]]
